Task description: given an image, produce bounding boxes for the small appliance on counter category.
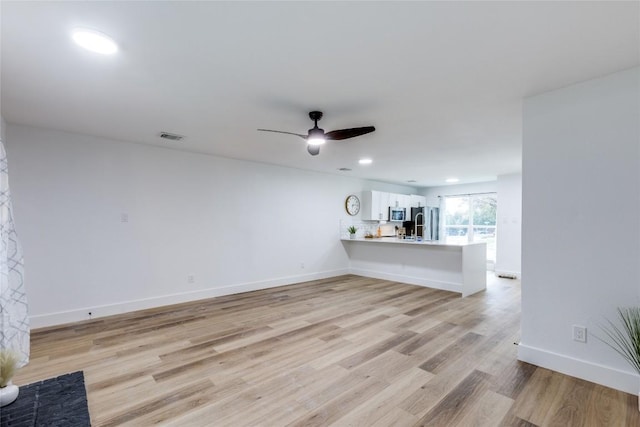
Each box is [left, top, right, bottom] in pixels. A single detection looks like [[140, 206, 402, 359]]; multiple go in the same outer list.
[[397, 227, 406, 239], [378, 223, 397, 237], [389, 206, 406, 222], [402, 220, 415, 237]]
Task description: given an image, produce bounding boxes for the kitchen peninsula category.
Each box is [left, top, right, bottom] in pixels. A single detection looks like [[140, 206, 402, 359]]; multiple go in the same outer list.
[[341, 237, 486, 297]]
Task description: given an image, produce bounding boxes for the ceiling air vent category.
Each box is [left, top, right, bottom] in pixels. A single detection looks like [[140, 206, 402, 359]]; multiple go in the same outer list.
[[159, 132, 184, 142], [337, 167, 352, 172]]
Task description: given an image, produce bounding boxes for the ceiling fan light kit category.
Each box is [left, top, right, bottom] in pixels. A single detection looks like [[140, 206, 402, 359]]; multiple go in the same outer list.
[[258, 111, 375, 156], [307, 127, 326, 146]]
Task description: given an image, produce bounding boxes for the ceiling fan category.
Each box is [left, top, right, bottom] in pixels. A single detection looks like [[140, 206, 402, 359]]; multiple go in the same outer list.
[[258, 111, 375, 156]]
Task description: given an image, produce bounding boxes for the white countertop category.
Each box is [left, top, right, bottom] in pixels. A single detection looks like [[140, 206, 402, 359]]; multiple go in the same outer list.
[[341, 237, 485, 247]]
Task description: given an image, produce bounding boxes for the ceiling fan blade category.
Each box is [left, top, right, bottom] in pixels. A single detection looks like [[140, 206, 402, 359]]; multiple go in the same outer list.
[[257, 129, 307, 139], [324, 126, 376, 141], [307, 145, 320, 156]]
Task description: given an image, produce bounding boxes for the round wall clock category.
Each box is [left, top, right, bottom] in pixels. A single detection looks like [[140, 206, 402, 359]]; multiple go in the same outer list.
[[345, 194, 360, 216]]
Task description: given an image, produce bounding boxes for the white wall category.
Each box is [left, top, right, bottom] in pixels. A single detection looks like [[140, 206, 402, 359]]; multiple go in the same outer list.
[[420, 181, 498, 208], [520, 67, 640, 394], [495, 173, 522, 277], [5, 124, 413, 327], [1, 116, 6, 144]]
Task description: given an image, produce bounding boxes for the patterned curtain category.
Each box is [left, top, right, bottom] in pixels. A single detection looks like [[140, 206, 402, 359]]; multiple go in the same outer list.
[[0, 139, 29, 367]]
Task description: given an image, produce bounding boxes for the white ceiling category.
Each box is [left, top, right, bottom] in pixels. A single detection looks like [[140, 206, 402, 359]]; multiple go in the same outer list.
[[2, 1, 638, 187]]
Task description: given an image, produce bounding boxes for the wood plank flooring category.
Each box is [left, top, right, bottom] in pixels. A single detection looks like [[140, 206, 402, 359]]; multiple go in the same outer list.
[[14, 274, 639, 426]]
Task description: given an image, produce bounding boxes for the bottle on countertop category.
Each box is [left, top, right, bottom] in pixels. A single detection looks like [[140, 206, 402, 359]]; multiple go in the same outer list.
[[377, 226, 381, 238]]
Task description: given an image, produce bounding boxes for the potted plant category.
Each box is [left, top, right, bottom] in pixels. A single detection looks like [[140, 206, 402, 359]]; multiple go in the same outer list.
[[599, 307, 640, 410], [0, 349, 20, 407], [347, 226, 358, 239]]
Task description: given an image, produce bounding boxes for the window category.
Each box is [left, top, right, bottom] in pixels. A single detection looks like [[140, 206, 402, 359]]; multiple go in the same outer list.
[[443, 193, 497, 263]]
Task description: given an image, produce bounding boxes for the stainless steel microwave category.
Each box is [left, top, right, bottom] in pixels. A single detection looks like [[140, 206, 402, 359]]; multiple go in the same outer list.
[[389, 206, 406, 222]]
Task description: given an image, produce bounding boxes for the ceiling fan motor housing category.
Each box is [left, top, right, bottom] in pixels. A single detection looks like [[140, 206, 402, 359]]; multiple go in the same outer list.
[[309, 111, 323, 122]]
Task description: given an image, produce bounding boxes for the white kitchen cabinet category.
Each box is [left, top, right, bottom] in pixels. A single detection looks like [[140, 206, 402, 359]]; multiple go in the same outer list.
[[363, 191, 424, 220], [379, 192, 390, 219], [388, 193, 412, 210], [387, 193, 398, 208], [410, 194, 427, 207], [397, 194, 411, 209], [362, 190, 389, 221]]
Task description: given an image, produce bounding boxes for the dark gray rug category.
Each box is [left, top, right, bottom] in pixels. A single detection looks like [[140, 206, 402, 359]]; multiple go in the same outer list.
[[0, 371, 90, 426]]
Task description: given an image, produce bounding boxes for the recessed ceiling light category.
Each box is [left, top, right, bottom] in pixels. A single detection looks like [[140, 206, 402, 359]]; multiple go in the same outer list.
[[446, 178, 459, 183], [359, 158, 373, 165], [72, 29, 118, 55]]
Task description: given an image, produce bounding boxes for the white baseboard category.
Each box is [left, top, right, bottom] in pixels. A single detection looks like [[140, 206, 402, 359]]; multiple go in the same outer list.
[[30, 269, 349, 329], [518, 343, 638, 394], [348, 267, 462, 294]]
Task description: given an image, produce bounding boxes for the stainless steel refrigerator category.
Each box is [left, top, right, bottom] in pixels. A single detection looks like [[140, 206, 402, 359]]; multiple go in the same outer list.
[[410, 206, 440, 240]]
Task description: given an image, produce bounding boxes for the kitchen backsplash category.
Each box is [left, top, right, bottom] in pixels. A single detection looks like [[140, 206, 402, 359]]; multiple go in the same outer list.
[[340, 220, 397, 238]]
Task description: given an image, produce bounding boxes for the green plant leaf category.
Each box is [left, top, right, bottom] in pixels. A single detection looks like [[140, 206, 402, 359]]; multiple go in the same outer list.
[[598, 307, 640, 374]]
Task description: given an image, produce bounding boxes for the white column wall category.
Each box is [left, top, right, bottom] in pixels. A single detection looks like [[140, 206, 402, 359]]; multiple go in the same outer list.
[[5, 124, 413, 327], [520, 67, 640, 394]]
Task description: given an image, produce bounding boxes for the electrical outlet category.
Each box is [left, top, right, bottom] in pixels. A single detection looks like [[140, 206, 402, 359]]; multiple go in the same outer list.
[[187, 275, 195, 284], [120, 213, 129, 223], [300, 263, 305, 269], [573, 325, 587, 343]]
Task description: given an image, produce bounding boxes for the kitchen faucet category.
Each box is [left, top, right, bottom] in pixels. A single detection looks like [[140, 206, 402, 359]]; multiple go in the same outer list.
[[414, 212, 424, 238]]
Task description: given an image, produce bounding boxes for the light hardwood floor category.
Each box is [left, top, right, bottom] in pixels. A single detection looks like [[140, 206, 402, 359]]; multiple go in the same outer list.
[[15, 274, 639, 426]]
